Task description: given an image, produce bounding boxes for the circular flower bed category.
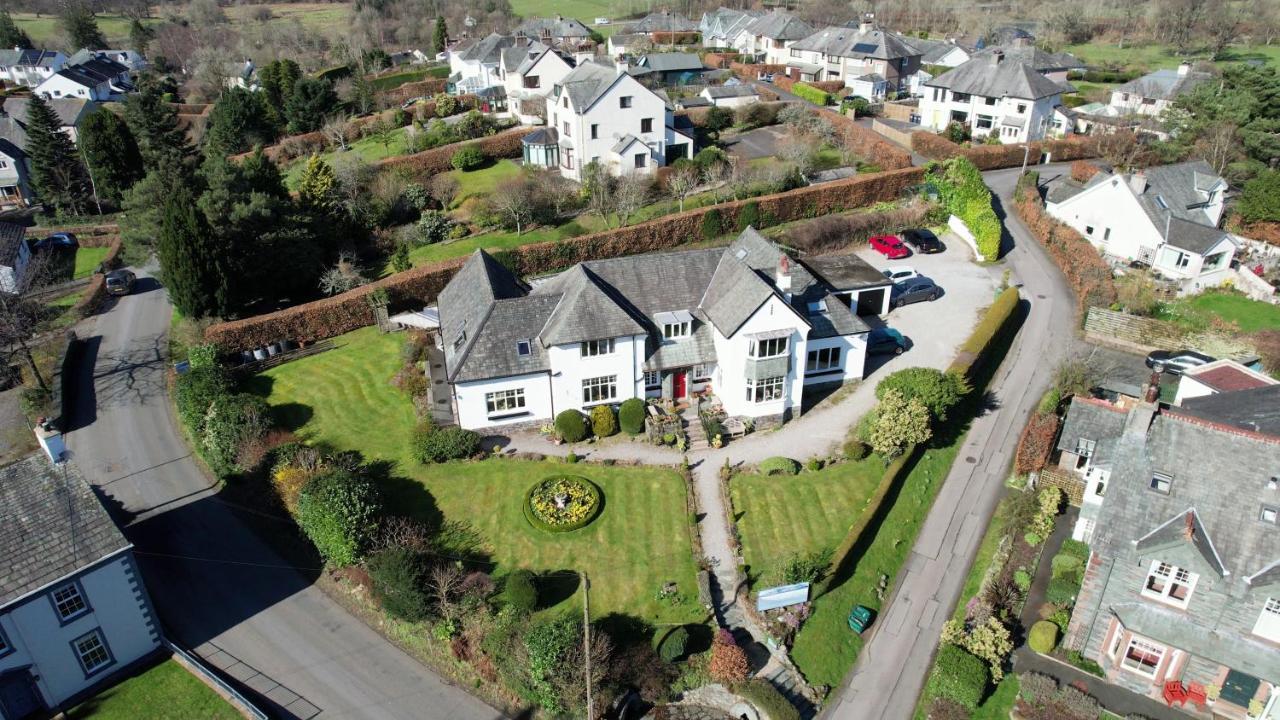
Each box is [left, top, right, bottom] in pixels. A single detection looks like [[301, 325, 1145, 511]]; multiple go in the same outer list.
[[524, 475, 603, 532]]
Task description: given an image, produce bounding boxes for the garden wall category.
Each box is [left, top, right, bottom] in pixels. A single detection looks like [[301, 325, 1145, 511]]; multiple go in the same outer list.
[[28, 224, 120, 245], [911, 133, 1100, 171], [376, 77, 448, 106], [205, 166, 925, 349], [374, 126, 537, 181], [729, 61, 786, 81]]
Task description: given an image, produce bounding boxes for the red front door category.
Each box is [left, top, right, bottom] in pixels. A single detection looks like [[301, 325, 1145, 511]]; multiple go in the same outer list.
[[673, 371, 687, 399]]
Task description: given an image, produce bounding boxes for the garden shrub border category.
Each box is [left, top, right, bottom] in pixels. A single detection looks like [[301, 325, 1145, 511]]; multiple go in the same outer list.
[[521, 475, 604, 533], [911, 132, 1100, 171]]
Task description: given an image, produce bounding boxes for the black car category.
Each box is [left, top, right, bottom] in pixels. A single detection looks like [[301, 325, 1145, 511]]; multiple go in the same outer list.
[[105, 269, 136, 296], [890, 278, 941, 309], [901, 229, 943, 254], [1145, 349, 1215, 375], [33, 232, 78, 251]]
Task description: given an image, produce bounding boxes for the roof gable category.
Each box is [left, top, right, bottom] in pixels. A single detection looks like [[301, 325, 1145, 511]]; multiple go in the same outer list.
[[926, 54, 1071, 99], [1134, 508, 1229, 577], [537, 265, 646, 346], [440, 250, 528, 379]]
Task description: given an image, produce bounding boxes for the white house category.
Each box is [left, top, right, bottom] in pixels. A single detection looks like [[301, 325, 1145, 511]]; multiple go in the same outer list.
[[730, 9, 815, 66], [919, 51, 1073, 143], [35, 57, 132, 101], [434, 229, 879, 431], [699, 7, 761, 49], [700, 85, 759, 108], [1173, 359, 1276, 406], [1045, 160, 1237, 292], [0, 132, 31, 210], [448, 33, 517, 95], [0, 455, 162, 718], [0, 49, 66, 88], [606, 33, 648, 57], [909, 38, 972, 68], [786, 17, 922, 94], [526, 59, 693, 181], [499, 41, 574, 124], [1109, 63, 1213, 118]]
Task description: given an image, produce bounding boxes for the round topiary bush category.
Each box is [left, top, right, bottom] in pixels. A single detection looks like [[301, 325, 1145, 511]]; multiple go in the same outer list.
[[450, 144, 485, 171], [555, 409, 588, 443], [619, 398, 646, 435], [503, 568, 537, 612], [657, 625, 690, 663], [524, 476, 603, 532], [590, 404, 617, 437], [1028, 620, 1059, 654], [759, 456, 801, 476], [843, 439, 870, 461]]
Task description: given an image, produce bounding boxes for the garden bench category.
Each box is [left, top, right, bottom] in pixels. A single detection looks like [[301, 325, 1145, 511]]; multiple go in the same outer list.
[[722, 417, 746, 438]]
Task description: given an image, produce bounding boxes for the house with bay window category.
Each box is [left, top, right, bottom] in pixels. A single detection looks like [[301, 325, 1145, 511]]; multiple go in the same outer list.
[[434, 228, 878, 431], [1056, 392, 1280, 719], [785, 17, 921, 95], [0, 454, 162, 719], [919, 51, 1073, 143]]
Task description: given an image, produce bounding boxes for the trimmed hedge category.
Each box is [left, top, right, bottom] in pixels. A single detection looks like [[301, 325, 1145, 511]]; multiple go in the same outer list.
[[1028, 620, 1059, 654], [954, 287, 1021, 379], [826, 109, 913, 170], [522, 476, 603, 533], [589, 404, 617, 437], [912, 131, 1100, 171], [618, 398, 646, 435], [734, 679, 800, 720], [1014, 411, 1061, 474], [818, 448, 916, 594], [759, 456, 801, 476], [374, 77, 448, 106], [789, 81, 834, 106], [503, 568, 538, 611], [925, 645, 989, 710], [1012, 181, 1118, 317], [205, 166, 925, 349], [555, 409, 588, 443], [412, 423, 481, 463], [657, 626, 689, 662], [934, 157, 1001, 260]]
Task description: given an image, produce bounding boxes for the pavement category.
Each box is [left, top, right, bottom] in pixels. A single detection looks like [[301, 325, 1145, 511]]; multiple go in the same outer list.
[[63, 267, 506, 720]]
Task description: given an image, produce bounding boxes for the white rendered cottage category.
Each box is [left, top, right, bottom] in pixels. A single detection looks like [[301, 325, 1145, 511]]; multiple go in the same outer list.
[[499, 41, 574, 124], [434, 229, 879, 431], [730, 9, 815, 66], [919, 51, 1072, 143], [448, 33, 516, 95], [527, 59, 693, 181]]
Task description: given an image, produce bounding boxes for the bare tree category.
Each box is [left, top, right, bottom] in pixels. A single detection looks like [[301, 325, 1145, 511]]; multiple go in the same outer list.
[[777, 135, 820, 179], [1202, 6, 1242, 58], [0, 251, 60, 394], [490, 176, 537, 234], [667, 162, 701, 212], [428, 174, 459, 209], [613, 174, 651, 227], [1094, 130, 1147, 171], [582, 162, 616, 227], [1194, 123, 1242, 175], [428, 563, 465, 623], [553, 626, 614, 718], [322, 115, 353, 152], [1117, 0, 1148, 47]]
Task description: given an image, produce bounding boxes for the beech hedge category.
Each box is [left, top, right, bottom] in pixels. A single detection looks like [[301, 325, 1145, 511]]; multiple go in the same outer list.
[[912, 131, 1100, 171], [788, 82, 835, 106], [826, 110, 913, 170], [1012, 180, 1117, 316]]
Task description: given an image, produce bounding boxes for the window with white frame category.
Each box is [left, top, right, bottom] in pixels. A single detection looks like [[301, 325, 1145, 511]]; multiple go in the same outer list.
[[582, 375, 617, 404], [485, 388, 526, 415], [644, 371, 660, 388], [52, 582, 89, 621], [1253, 597, 1280, 642], [806, 347, 841, 372], [580, 338, 614, 357], [1142, 561, 1197, 607], [749, 336, 788, 359], [692, 364, 710, 379], [1150, 472, 1172, 494], [1263, 505, 1279, 524], [72, 629, 112, 675], [1121, 637, 1165, 676], [746, 376, 784, 403], [663, 321, 690, 339]]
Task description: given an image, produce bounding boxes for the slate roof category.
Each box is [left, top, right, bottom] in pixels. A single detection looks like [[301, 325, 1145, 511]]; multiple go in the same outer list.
[[456, 33, 517, 64], [1137, 160, 1226, 224], [791, 25, 922, 61], [1179, 384, 1280, 437], [744, 10, 815, 42], [1055, 396, 1127, 454], [514, 16, 593, 40], [926, 53, 1072, 99], [451, 295, 559, 382], [703, 85, 757, 99], [537, 265, 647, 345], [0, 222, 26, 267], [1163, 216, 1232, 254], [1, 97, 96, 129], [700, 8, 762, 41], [970, 44, 1083, 72], [801, 254, 893, 290], [557, 60, 621, 109], [0, 49, 62, 68], [67, 48, 144, 69], [0, 115, 30, 153], [439, 251, 529, 382], [907, 37, 961, 64], [637, 52, 703, 73], [1117, 66, 1214, 101], [500, 41, 551, 73], [522, 126, 559, 144], [1111, 601, 1280, 682], [629, 11, 697, 33], [0, 455, 131, 609]]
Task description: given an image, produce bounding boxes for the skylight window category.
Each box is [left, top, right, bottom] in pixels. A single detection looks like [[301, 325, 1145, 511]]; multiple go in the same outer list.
[[1155, 195, 1168, 209], [516, 340, 531, 356]]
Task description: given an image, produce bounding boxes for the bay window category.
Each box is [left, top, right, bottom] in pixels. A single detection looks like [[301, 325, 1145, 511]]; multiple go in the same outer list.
[[749, 336, 788, 359], [1121, 637, 1165, 677]]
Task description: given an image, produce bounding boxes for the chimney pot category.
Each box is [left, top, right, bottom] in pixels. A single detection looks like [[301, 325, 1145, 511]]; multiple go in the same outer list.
[[1177, 62, 1191, 76], [989, 50, 1003, 65], [1144, 371, 1161, 403]]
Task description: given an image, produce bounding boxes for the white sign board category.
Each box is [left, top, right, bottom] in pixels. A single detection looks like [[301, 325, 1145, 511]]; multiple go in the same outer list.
[[756, 582, 810, 612]]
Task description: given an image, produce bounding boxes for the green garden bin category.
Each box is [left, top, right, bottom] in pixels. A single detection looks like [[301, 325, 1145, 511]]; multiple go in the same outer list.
[[847, 605, 874, 634]]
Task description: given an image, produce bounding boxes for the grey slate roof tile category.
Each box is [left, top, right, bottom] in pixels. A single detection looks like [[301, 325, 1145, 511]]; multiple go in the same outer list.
[[514, 17, 593, 40], [744, 10, 815, 42], [536, 265, 647, 346], [792, 25, 921, 61], [1117, 67, 1214, 101], [1180, 385, 1280, 437], [926, 53, 1071, 99]]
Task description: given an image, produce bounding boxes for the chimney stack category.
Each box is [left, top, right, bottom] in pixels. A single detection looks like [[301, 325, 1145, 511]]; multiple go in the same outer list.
[[1144, 371, 1161, 404], [776, 254, 793, 298], [1129, 171, 1147, 195], [989, 50, 1004, 66], [615, 55, 629, 76], [1177, 62, 1191, 76], [859, 13, 874, 33], [1012, 36, 1029, 48]]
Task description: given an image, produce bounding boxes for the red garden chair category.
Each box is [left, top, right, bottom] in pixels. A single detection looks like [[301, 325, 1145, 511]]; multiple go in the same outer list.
[[1164, 681, 1188, 706]]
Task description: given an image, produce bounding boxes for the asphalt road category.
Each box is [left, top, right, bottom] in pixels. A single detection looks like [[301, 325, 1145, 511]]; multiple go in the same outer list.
[[824, 163, 1081, 720], [64, 269, 505, 720]]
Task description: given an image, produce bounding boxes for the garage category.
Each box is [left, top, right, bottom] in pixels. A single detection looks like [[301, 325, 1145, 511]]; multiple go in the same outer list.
[[855, 288, 887, 317], [801, 254, 893, 318]]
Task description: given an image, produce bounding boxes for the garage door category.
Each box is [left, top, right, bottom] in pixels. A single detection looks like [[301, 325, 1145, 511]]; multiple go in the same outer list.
[[856, 288, 885, 316]]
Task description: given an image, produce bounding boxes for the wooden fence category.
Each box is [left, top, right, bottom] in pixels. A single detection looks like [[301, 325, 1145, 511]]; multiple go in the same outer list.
[[1082, 307, 1187, 352], [1037, 466, 1085, 507]]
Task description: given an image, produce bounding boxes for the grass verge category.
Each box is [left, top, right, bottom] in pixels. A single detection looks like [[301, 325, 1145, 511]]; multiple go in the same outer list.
[[66, 658, 240, 719], [74, 246, 110, 280]]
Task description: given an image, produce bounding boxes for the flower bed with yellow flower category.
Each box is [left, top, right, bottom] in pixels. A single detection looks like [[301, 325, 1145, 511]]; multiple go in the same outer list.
[[524, 475, 603, 532]]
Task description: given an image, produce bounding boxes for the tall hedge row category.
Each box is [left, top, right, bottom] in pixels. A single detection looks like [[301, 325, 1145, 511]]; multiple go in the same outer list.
[[1012, 180, 1118, 316], [788, 82, 835, 106], [375, 126, 535, 181], [912, 132, 1100, 171], [935, 157, 1001, 260], [205, 166, 925, 349], [825, 109, 913, 170]]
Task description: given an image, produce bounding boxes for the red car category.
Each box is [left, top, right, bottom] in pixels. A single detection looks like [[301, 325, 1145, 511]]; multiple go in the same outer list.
[[870, 234, 910, 259]]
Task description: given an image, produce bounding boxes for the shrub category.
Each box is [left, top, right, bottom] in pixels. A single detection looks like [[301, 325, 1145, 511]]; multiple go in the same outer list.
[[450, 145, 485, 171], [554, 409, 588, 442], [202, 393, 270, 478], [1049, 607, 1072, 632], [934, 157, 1000, 259], [1018, 672, 1058, 706], [1066, 650, 1105, 677], [1060, 538, 1090, 561], [414, 211, 454, 245], [759, 456, 800, 476], [188, 343, 219, 369], [1051, 553, 1084, 578], [272, 464, 314, 512], [843, 438, 870, 460], [412, 423, 481, 463], [790, 82, 832, 106], [1046, 574, 1081, 605], [296, 468, 383, 566], [781, 548, 832, 584], [1028, 620, 1058, 654], [618, 397, 646, 435], [1037, 387, 1061, 414], [1024, 531, 1043, 547], [875, 367, 970, 421], [1057, 685, 1100, 720], [733, 679, 800, 720], [564, 451, 578, 464], [175, 366, 232, 436], [366, 547, 432, 621], [589, 404, 617, 437], [657, 626, 689, 663], [806, 457, 823, 472], [926, 697, 972, 720], [708, 630, 749, 683], [701, 207, 725, 239], [1013, 569, 1032, 591], [503, 569, 538, 612], [926, 645, 988, 710], [737, 201, 760, 230]]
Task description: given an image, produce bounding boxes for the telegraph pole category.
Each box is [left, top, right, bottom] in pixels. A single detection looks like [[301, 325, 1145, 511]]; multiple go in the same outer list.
[[582, 571, 592, 720]]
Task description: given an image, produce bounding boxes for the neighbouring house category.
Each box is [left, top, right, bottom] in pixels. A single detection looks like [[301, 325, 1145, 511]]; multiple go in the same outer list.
[[786, 16, 922, 95], [432, 228, 878, 431], [606, 33, 649, 57], [448, 33, 518, 95], [1, 97, 98, 144], [527, 59, 693, 181], [227, 59, 259, 91], [1109, 63, 1214, 118], [499, 40, 575, 124], [1173, 360, 1277, 406], [66, 48, 146, 73], [0, 135, 31, 210], [699, 7, 762, 49], [0, 222, 31, 290], [1055, 390, 1280, 718], [969, 40, 1083, 83], [731, 9, 815, 67], [1045, 161, 1236, 293], [919, 51, 1073, 143], [514, 15, 595, 54], [627, 10, 699, 42], [700, 84, 760, 107], [35, 56, 132, 101], [0, 454, 163, 718], [0, 49, 66, 88], [846, 72, 888, 101], [630, 52, 706, 85], [909, 37, 973, 69]]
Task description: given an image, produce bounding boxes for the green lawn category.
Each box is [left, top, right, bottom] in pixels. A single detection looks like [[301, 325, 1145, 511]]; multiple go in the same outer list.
[[10, 13, 157, 46], [249, 326, 703, 625], [449, 159, 528, 209], [1065, 41, 1280, 71], [284, 127, 412, 189], [369, 68, 434, 91], [37, 291, 82, 333], [1156, 290, 1280, 334], [510, 0, 616, 21], [67, 659, 240, 720], [731, 460, 884, 586], [73, 246, 110, 280]]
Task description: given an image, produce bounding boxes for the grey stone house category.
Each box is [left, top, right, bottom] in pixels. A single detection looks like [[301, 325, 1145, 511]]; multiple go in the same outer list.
[[1058, 393, 1280, 717]]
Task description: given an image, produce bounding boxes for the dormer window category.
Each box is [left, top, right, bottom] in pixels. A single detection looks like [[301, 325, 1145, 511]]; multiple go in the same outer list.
[[807, 300, 827, 314], [453, 330, 467, 350], [516, 340, 531, 356], [749, 337, 788, 359], [1262, 505, 1279, 525], [663, 321, 689, 339], [1150, 472, 1172, 495]]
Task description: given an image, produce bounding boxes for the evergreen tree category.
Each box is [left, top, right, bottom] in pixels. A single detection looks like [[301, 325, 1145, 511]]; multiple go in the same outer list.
[[24, 94, 91, 216], [432, 17, 448, 55], [284, 77, 337, 134], [124, 76, 192, 170], [59, 3, 107, 50], [129, 19, 153, 56], [122, 157, 197, 256], [78, 108, 144, 204], [204, 87, 278, 156], [0, 10, 33, 49], [157, 184, 228, 318], [258, 59, 301, 128], [296, 154, 338, 212], [239, 148, 288, 199]]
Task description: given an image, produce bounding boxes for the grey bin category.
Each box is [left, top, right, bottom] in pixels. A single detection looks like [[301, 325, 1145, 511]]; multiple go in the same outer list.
[[266, 343, 281, 357], [253, 348, 268, 361], [241, 350, 254, 364]]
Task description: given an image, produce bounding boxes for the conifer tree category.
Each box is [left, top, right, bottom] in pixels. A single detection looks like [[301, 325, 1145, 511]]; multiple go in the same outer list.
[[78, 108, 144, 204], [157, 185, 228, 318], [0, 10, 32, 49], [124, 77, 192, 170], [24, 94, 91, 216], [297, 154, 338, 212]]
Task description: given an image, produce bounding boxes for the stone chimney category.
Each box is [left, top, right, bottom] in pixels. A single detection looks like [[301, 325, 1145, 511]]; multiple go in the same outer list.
[[1012, 36, 1030, 48], [776, 254, 793, 298], [615, 55, 629, 76], [1144, 371, 1161, 404], [859, 13, 875, 33], [1129, 171, 1147, 195], [989, 50, 1004, 66], [1177, 62, 1191, 76]]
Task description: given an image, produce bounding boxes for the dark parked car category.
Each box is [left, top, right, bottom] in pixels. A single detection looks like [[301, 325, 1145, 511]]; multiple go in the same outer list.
[[901, 229, 944, 254], [1145, 349, 1215, 375], [105, 269, 136, 296], [33, 232, 78, 251], [890, 278, 941, 308], [867, 327, 907, 355]]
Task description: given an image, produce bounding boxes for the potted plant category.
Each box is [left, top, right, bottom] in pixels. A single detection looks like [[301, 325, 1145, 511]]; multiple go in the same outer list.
[[1206, 685, 1220, 705], [1249, 699, 1263, 719]]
